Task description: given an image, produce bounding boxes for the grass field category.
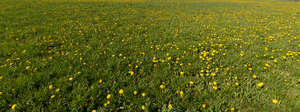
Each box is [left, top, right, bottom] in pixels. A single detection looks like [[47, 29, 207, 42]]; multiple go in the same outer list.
[[0, 0, 300, 111]]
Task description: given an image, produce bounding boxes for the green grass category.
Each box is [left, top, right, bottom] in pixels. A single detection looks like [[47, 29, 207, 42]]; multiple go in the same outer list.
[[0, 0, 300, 111]]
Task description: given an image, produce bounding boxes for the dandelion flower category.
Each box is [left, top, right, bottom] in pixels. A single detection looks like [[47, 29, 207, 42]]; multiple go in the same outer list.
[[272, 99, 278, 104], [119, 89, 124, 95], [213, 86, 218, 90], [179, 90, 183, 97], [160, 84, 165, 89], [141, 105, 145, 110], [107, 94, 111, 99], [230, 107, 235, 111], [257, 82, 264, 87], [129, 71, 134, 76], [168, 104, 173, 109], [180, 71, 184, 76], [202, 104, 206, 108], [11, 104, 16, 110], [98, 79, 103, 84], [133, 90, 138, 95], [49, 85, 53, 89]]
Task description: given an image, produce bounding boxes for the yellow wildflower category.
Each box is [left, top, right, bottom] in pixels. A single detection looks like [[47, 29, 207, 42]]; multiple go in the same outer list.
[[272, 99, 278, 104], [11, 104, 17, 110], [119, 89, 124, 95], [107, 94, 111, 99], [257, 82, 264, 87], [168, 104, 173, 109]]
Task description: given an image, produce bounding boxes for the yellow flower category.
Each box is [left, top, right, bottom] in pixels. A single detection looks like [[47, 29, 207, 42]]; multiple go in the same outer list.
[[107, 94, 111, 99], [129, 71, 134, 76], [98, 79, 103, 84], [168, 104, 173, 109], [179, 90, 183, 97], [92, 110, 97, 112], [235, 82, 239, 86], [272, 99, 278, 104], [167, 57, 172, 60], [0, 75, 3, 80], [56, 88, 60, 92], [230, 107, 235, 111], [26, 66, 30, 70], [49, 85, 53, 89], [211, 73, 216, 77], [248, 68, 253, 71], [0, 91, 3, 96], [160, 84, 165, 89], [265, 63, 270, 68], [11, 104, 17, 110], [213, 86, 218, 90], [50, 95, 55, 99], [257, 82, 264, 87], [180, 71, 184, 76], [119, 89, 124, 95], [189, 81, 194, 86], [273, 59, 278, 63], [213, 81, 217, 85], [252, 74, 257, 79], [202, 104, 206, 108], [133, 90, 138, 95], [141, 105, 145, 110], [69, 77, 73, 81], [141, 92, 146, 97]]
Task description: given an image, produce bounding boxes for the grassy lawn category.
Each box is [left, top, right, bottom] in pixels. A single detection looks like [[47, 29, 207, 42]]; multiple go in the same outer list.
[[0, 0, 300, 111]]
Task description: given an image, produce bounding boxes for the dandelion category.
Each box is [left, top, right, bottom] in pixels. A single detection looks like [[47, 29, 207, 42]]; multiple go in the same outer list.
[[202, 104, 206, 108], [179, 90, 183, 97], [50, 95, 55, 99], [168, 104, 173, 109], [98, 79, 103, 84], [141, 105, 145, 110], [11, 104, 17, 110], [189, 81, 194, 86], [0, 75, 3, 80], [133, 90, 138, 95], [235, 82, 239, 86], [107, 94, 111, 99], [272, 99, 278, 104], [211, 73, 216, 77], [129, 71, 134, 76], [56, 88, 60, 92], [160, 84, 165, 89], [252, 74, 257, 79], [49, 85, 53, 89], [0, 91, 3, 96], [119, 89, 124, 95], [213, 86, 218, 90], [257, 82, 264, 87], [248, 68, 253, 71], [213, 81, 217, 85], [180, 71, 184, 76], [230, 107, 235, 111], [26, 66, 30, 70], [69, 77, 73, 81], [141, 92, 146, 97], [92, 110, 96, 112]]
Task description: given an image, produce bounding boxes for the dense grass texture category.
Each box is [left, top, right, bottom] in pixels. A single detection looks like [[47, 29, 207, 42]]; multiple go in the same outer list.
[[0, 0, 300, 111]]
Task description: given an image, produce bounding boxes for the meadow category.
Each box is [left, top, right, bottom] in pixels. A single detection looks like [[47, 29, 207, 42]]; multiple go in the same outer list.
[[0, 0, 300, 111]]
